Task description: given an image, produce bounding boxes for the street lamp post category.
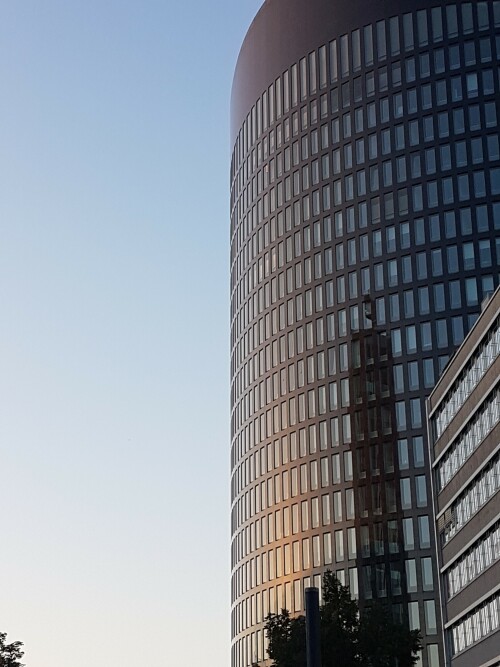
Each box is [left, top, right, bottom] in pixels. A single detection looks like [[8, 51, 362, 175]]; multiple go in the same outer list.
[[305, 587, 322, 667]]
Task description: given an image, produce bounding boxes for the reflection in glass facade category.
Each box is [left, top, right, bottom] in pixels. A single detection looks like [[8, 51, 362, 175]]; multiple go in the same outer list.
[[230, 2, 500, 666]]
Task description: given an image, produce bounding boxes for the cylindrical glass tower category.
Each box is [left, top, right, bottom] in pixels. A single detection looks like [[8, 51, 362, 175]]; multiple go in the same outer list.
[[230, 2, 500, 666]]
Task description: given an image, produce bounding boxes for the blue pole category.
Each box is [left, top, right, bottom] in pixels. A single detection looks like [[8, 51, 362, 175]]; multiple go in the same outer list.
[[305, 587, 322, 667]]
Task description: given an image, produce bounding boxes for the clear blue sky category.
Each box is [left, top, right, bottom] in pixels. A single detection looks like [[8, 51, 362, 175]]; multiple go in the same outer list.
[[0, 1, 262, 665]]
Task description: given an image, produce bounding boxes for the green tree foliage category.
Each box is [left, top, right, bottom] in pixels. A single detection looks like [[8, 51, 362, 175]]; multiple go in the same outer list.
[[266, 609, 306, 667], [259, 571, 421, 667], [0, 632, 24, 667]]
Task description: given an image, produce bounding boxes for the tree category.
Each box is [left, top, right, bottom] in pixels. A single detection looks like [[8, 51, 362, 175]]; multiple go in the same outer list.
[[258, 571, 421, 667], [356, 602, 421, 667], [266, 609, 306, 667], [0, 632, 24, 667]]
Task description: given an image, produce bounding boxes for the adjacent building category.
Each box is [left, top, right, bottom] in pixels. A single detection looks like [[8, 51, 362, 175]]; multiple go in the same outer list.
[[230, 2, 500, 666], [428, 287, 500, 667]]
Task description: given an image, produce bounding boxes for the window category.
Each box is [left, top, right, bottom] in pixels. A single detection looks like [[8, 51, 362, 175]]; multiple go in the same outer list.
[[463, 242, 475, 270], [335, 530, 344, 562], [401, 478, 412, 509], [403, 518, 414, 550], [418, 516, 430, 549], [406, 561, 417, 593], [422, 558, 434, 591], [425, 600, 437, 635]]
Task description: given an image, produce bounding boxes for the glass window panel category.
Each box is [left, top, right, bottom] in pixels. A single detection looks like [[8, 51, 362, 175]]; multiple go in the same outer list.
[[446, 5, 458, 37], [431, 7, 443, 42], [417, 10, 428, 46], [390, 16, 400, 56], [403, 14, 414, 51], [406, 560, 417, 593], [376, 20, 387, 60], [364, 25, 374, 67]]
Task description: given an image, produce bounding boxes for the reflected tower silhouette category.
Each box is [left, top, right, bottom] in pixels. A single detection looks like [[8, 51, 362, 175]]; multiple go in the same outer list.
[[350, 298, 410, 621]]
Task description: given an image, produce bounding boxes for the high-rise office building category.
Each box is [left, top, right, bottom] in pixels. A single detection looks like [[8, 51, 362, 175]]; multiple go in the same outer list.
[[230, 2, 500, 666], [428, 287, 500, 667]]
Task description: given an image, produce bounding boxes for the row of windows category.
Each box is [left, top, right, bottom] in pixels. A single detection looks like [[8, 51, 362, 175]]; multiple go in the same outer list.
[[233, 435, 426, 530], [248, 302, 497, 367], [232, 243, 496, 377], [236, 377, 401, 434], [232, 426, 424, 503], [231, 130, 500, 298], [437, 386, 500, 490], [330, 61, 497, 130], [433, 319, 500, 438], [232, 60, 495, 308], [232, 174, 500, 318], [231, 191, 500, 311], [233, 129, 500, 285], [232, 33, 499, 201], [233, 204, 498, 333], [327, 36, 498, 113], [232, 56, 499, 211], [233, 75, 499, 216], [234, 466, 357, 532], [234, 294, 486, 398], [232, 441, 354, 512], [334, 131, 500, 184], [233, 542, 340, 607], [231, 1, 500, 174], [234, 350, 477, 464], [325, 162, 500, 218], [232, 268, 493, 404], [232, 585, 440, 667], [232, 516, 434, 601], [329, 94, 498, 149], [232, 413, 340, 468], [233, 488, 354, 561], [443, 455, 500, 545], [233, 313, 479, 439], [235, 165, 500, 285], [232, 474, 429, 566], [447, 522, 500, 599], [359, 515, 432, 556], [234, 384, 438, 464], [328, 4, 494, 83], [232, 284, 481, 407], [233, 231, 497, 365], [237, 167, 499, 252], [348, 53, 492, 155], [231, 70, 496, 282], [376, 284, 483, 329], [234, 202, 498, 279], [409, 599, 437, 636], [232, 50, 500, 223], [233, 532, 433, 616], [363, 560, 435, 601], [451, 592, 500, 656]]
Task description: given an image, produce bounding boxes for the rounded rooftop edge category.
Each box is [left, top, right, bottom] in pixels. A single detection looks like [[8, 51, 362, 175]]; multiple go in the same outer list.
[[231, 0, 456, 144]]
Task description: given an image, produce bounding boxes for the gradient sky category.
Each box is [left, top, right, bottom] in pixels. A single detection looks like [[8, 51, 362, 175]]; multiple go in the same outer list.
[[0, 1, 263, 665]]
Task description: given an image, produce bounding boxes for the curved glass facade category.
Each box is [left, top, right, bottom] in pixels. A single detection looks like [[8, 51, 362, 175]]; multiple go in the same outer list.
[[230, 2, 500, 666]]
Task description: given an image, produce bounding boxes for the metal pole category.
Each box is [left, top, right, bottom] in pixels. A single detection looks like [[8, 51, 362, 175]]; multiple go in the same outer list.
[[305, 587, 322, 667]]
